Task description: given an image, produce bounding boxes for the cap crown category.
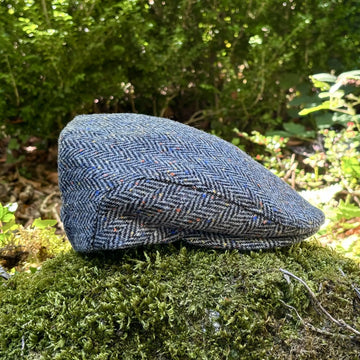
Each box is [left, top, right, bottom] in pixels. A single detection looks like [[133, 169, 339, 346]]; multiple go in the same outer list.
[[58, 114, 325, 251]]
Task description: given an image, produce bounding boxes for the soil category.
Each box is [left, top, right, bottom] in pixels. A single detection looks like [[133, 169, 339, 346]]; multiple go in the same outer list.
[[0, 136, 63, 233]]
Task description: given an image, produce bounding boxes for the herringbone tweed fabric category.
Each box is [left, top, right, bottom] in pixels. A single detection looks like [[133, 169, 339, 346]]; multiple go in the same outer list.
[[58, 113, 325, 252]]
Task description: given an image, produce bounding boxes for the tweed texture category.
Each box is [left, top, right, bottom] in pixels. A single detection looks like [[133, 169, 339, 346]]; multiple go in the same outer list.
[[58, 113, 325, 252]]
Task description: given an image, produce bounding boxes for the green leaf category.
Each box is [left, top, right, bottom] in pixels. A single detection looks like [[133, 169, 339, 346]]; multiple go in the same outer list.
[[315, 113, 333, 129], [311, 79, 331, 91], [318, 92, 330, 99], [319, 90, 344, 99], [8, 138, 20, 150], [2, 213, 15, 223], [231, 138, 240, 146], [0, 204, 13, 222], [29, 267, 38, 274], [342, 156, 360, 178], [336, 200, 360, 221], [278, 73, 301, 90], [199, 84, 220, 93], [332, 113, 354, 125], [283, 122, 306, 134], [338, 70, 360, 80], [299, 102, 330, 116], [289, 95, 320, 106], [329, 96, 346, 110], [265, 130, 292, 137], [301, 130, 316, 139], [330, 90, 345, 99], [32, 218, 57, 229], [2, 220, 19, 233], [311, 73, 337, 83]]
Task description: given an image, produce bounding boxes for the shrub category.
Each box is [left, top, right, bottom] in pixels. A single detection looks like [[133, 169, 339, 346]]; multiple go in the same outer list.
[[1, 0, 360, 141]]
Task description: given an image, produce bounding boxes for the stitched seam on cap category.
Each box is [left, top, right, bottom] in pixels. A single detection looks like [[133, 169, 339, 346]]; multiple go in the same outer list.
[[101, 176, 290, 231]]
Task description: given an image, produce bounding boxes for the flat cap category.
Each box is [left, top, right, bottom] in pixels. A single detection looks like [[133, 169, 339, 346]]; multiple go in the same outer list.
[[58, 113, 325, 252]]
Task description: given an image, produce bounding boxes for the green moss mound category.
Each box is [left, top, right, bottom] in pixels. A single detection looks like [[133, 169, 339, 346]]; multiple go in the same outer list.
[[1, 241, 360, 359]]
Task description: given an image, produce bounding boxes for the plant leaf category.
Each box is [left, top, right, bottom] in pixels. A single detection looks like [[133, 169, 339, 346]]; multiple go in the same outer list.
[[336, 200, 360, 221], [2, 221, 19, 233], [2, 213, 15, 223], [283, 122, 306, 134], [311, 73, 337, 83], [32, 218, 57, 229], [342, 156, 360, 177], [318, 92, 330, 99], [338, 70, 360, 80], [299, 102, 330, 116]]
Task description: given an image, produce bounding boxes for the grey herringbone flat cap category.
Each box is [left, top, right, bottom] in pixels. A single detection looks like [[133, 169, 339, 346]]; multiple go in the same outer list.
[[58, 113, 325, 252]]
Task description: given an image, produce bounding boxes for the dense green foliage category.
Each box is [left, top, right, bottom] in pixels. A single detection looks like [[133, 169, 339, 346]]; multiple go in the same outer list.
[[1, 242, 360, 359], [1, 0, 360, 139], [291, 70, 360, 135]]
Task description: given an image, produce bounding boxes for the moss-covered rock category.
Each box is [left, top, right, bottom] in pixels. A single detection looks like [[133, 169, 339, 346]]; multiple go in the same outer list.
[[1, 241, 360, 359]]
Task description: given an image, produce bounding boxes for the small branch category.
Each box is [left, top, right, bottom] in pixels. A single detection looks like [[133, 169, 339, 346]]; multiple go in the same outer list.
[[40, 191, 60, 214], [129, 86, 137, 114], [185, 109, 224, 125], [251, 52, 266, 107], [330, 108, 354, 115], [40, 192, 65, 233], [280, 268, 360, 336], [283, 154, 298, 189], [185, 110, 207, 125], [280, 300, 353, 340], [339, 268, 360, 302], [152, 97, 157, 116], [338, 190, 360, 197], [159, 93, 177, 117], [40, 0, 51, 27], [340, 176, 360, 206], [52, 203, 64, 234], [5, 55, 20, 107], [280, 268, 340, 325]]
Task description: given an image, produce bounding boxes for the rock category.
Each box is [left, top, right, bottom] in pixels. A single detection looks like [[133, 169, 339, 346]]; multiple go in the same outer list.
[[0, 241, 359, 359]]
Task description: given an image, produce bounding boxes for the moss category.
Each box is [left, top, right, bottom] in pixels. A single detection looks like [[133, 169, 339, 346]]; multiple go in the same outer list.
[[1, 226, 71, 272], [0, 240, 360, 359]]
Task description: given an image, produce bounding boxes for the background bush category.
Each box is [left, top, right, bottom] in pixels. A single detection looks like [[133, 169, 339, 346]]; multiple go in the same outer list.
[[1, 0, 360, 140]]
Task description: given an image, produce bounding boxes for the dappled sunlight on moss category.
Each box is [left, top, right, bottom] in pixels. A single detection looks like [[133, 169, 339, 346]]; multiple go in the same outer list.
[[1, 226, 71, 274]]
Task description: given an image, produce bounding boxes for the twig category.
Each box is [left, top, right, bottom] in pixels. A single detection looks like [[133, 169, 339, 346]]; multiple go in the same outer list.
[[251, 51, 266, 108], [159, 93, 177, 117], [340, 176, 360, 207], [280, 268, 360, 336], [185, 110, 207, 125], [338, 190, 360, 197], [291, 167, 296, 189], [185, 109, 224, 125], [283, 154, 298, 189], [5, 55, 20, 107], [39, 191, 65, 233], [280, 300, 352, 339], [52, 203, 64, 233], [40, 191, 60, 214], [339, 268, 360, 302], [129, 85, 137, 114], [40, 0, 51, 26]]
